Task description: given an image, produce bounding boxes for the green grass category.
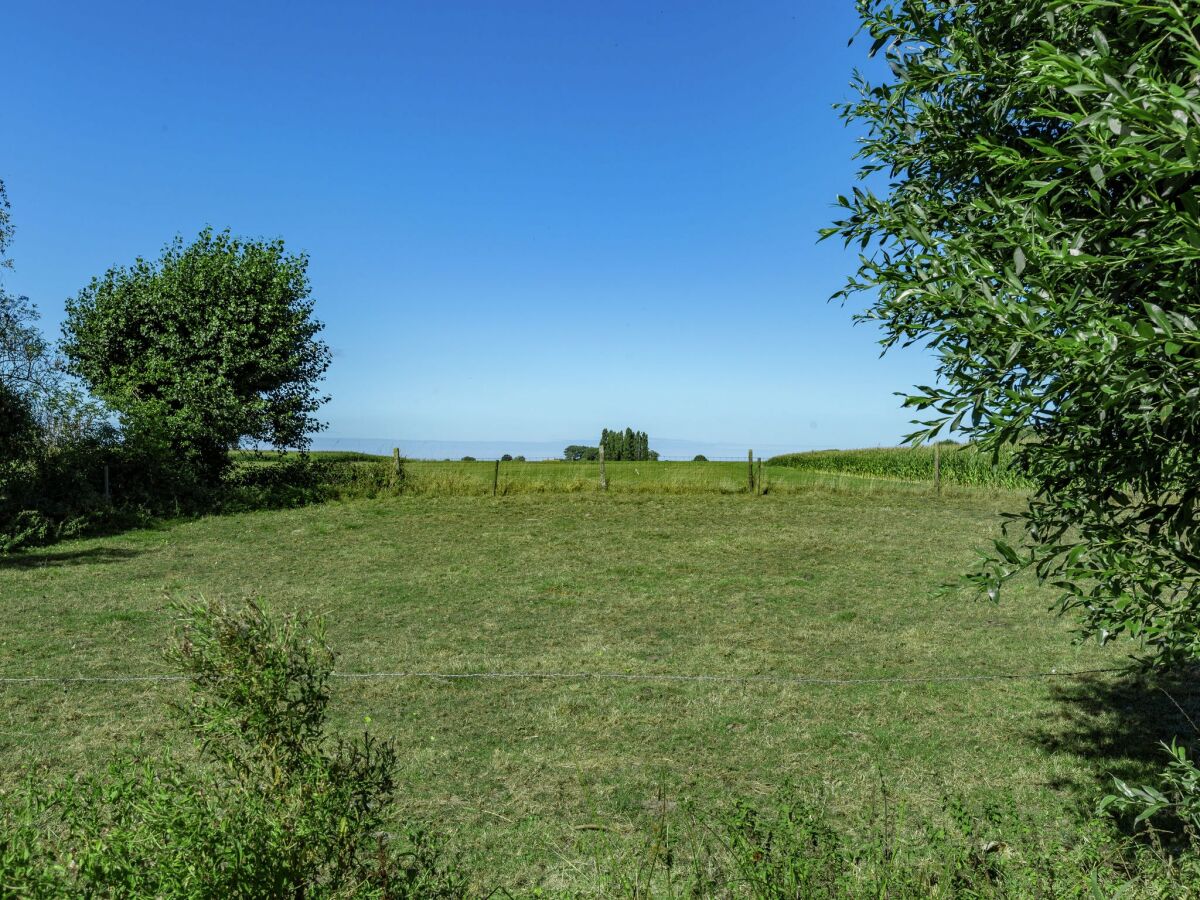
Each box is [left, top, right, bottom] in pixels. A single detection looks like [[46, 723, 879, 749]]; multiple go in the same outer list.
[[353, 456, 1025, 497], [231, 451, 1030, 496], [0, 486, 1183, 893]]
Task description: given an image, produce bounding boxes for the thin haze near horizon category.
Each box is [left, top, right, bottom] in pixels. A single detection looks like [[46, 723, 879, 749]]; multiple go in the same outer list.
[[5, 1, 933, 456]]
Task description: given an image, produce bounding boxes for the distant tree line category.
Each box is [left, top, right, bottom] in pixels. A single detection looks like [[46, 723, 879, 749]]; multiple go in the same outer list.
[[599, 428, 657, 462]]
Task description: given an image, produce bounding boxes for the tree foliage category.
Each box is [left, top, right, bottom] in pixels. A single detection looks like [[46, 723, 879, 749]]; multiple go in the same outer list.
[[599, 428, 655, 461], [62, 229, 331, 483], [831, 0, 1200, 665], [563, 444, 599, 461], [0, 180, 42, 459]]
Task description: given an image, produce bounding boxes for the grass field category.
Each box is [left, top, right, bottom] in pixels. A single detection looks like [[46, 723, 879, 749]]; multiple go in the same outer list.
[[238, 450, 1027, 498], [1, 483, 1190, 892], [399, 457, 968, 495]]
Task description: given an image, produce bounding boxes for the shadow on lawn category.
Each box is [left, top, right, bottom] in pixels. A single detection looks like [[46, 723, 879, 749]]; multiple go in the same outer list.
[[0, 546, 143, 569], [1035, 668, 1200, 792]]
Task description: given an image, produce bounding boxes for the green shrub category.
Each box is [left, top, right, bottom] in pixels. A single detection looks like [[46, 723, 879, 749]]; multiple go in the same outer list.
[[595, 791, 1199, 898], [317, 457, 405, 501], [0, 599, 464, 898], [1102, 739, 1200, 840]]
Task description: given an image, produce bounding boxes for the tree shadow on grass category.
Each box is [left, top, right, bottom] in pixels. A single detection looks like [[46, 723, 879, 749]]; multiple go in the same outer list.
[[1034, 668, 1200, 795], [0, 546, 143, 569]]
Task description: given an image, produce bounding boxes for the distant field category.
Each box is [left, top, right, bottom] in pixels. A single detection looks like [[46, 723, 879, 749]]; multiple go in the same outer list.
[[400, 458, 955, 496], [769, 444, 1034, 489], [1, 483, 1177, 892], [234, 450, 1029, 497]]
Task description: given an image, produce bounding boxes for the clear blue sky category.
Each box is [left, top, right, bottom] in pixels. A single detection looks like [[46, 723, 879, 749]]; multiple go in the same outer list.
[[5, 1, 931, 455]]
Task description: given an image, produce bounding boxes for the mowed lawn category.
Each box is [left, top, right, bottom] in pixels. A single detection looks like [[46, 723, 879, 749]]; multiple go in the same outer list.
[[0, 487, 1174, 891]]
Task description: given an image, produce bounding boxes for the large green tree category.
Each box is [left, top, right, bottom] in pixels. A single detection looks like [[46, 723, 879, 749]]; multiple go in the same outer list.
[[832, 1, 1200, 666], [63, 229, 331, 482]]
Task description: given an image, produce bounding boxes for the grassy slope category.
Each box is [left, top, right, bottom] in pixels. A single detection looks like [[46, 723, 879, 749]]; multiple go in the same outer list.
[[0, 487, 1175, 891]]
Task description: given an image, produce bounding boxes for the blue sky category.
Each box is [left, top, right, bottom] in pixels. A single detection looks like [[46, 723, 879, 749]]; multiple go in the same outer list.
[[5, 1, 931, 456]]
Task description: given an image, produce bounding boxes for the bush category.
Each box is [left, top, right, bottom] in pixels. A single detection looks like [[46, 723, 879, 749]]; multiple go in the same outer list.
[[0, 599, 464, 898], [693, 454, 708, 462]]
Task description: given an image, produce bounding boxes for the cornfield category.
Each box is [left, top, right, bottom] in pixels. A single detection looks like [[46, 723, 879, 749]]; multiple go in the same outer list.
[[766, 444, 1033, 490]]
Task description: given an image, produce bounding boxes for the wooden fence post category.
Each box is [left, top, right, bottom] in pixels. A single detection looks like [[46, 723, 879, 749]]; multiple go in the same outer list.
[[599, 445, 608, 491], [934, 443, 942, 496], [748, 449, 755, 494], [493, 459, 500, 496], [757, 457, 764, 496], [104, 464, 111, 502]]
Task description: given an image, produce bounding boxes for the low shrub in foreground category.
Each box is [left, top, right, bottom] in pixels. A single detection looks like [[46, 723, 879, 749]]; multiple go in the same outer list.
[[592, 792, 1199, 898], [0, 599, 463, 899]]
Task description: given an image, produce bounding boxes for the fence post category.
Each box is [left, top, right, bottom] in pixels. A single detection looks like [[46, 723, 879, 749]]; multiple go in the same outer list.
[[104, 464, 111, 502], [392, 447, 402, 476], [492, 458, 500, 497], [599, 445, 608, 491], [934, 443, 941, 496], [757, 457, 764, 496], [748, 449, 755, 494]]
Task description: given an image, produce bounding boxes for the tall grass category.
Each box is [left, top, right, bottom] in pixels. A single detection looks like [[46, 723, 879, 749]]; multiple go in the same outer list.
[[768, 444, 1033, 490]]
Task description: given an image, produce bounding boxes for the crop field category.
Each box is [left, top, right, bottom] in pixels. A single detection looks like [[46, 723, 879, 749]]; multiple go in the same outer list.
[[3, 478, 1188, 893], [769, 445, 1033, 489]]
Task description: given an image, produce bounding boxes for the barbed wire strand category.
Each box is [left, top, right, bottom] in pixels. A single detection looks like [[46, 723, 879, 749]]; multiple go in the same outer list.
[[0, 666, 1124, 687]]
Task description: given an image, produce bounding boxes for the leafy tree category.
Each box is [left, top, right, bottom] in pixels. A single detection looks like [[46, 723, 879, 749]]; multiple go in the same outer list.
[[596, 427, 655, 461], [0, 295, 44, 462], [501, 453, 513, 462], [563, 444, 599, 461], [693, 454, 708, 462], [0, 181, 44, 456], [0, 177, 12, 273], [830, 2, 1200, 666], [62, 229, 330, 484], [0, 181, 116, 551]]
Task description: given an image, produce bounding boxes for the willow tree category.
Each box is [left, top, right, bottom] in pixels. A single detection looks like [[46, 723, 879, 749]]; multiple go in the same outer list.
[[830, 1, 1200, 666]]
